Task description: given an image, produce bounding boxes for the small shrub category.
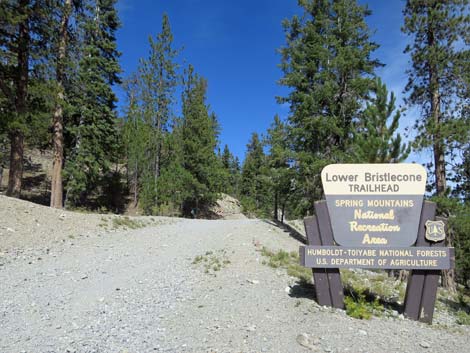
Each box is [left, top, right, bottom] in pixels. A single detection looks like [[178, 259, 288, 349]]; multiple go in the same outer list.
[[456, 311, 470, 325], [287, 263, 312, 283], [268, 250, 291, 268], [192, 255, 204, 264], [345, 292, 383, 320], [259, 246, 313, 284], [111, 216, 143, 229], [192, 249, 230, 276]]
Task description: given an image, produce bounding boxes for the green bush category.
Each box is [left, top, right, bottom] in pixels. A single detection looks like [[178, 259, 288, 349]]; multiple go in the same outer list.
[[456, 310, 470, 325], [344, 292, 383, 320]]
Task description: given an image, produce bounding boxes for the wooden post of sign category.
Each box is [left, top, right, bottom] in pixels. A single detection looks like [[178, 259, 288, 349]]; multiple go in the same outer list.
[[315, 201, 345, 309], [419, 216, 447, 323], [404, 201, 445, 323], [304, 216, 333, 306], [303, 202, 344, 309]]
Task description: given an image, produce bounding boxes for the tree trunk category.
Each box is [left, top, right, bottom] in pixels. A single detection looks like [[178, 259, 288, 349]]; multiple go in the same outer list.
[[133, 159, 138, 206], [398, 270, 409, 283], [6, 131, 24, 197], [273, 190, 278, 221], [427, 8, 446, 196], [50, 98, 65, 208], [432, 82, 446, 195], [154, 136, 160, 204], [281, 202, 286, 223], [7, 0, 29, 197], [440, 217, 456, 292], [433, 125, 446, 196], [50, 0, 72, 209], [442, 268, 456, 292]]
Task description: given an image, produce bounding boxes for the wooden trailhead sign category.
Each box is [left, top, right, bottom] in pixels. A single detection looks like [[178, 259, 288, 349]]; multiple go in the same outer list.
[[322, 164, 426, 247], [299, 164, 454, 324]]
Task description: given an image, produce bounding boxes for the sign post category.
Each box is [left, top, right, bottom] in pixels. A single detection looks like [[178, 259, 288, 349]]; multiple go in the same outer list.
[[299, 164, 454, 323]]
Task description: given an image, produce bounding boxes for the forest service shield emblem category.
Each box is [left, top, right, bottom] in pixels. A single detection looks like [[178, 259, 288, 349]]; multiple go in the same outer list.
[[425, 220, 446, 242]]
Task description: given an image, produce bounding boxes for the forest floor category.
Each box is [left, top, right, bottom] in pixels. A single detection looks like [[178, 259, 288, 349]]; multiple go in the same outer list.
[[1, 195, 470, 353]]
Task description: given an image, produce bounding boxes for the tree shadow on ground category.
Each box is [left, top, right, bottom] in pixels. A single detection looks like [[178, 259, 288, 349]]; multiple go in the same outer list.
[[21, 192, 50, 206], [24, 157, 43, 173], [287, 278, 404, 313], [22, 173, 47, 190], [439, 297, 470, 314], [262, 219, 307, 244], [288, 279, 317, 301], [182, 201, 224, 220], [21, 173, 50, 206]]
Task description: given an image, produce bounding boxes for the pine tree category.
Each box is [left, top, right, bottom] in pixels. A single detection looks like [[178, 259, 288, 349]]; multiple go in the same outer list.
[[0, 0, 53, 197], [266, 114, 292, 221], [64, 0, 121, 207], [278, 0, 381, 213], [452, 204, 470, 287], [122, 74, 148, 207], [241, 133, 270, 216], [403, 0, 470, 196], [230, 156, 241, 197], [122, 14, 182, 214], [180, 66, 221, 216], [50, 0, 74, 208], [221, 144, 231, 170], [351, 78, 410, 163], [449, 138, 470, 278], [155, 117, 193, 215], [220, 144, 240, 196], [452, 147, 470, 202], [138, 14, 179, 208]]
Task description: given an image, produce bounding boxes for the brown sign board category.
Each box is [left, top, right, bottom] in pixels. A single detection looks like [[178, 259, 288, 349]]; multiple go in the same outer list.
[[300, 246, 454, 270], [299, 170, 454, 324], [321, 164, 427, 247]]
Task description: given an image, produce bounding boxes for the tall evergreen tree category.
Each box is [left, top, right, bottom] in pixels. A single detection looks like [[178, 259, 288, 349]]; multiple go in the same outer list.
[[64, 0, 121, 207], [352, 78, 410, 163], [154, 117, 192, 215], [403, 0, 470, 196], [403, 0, 469, 291], [220, 144, 240, 196], [122, 14, 179, 213], [229, 156, 241, 197], [50, 0, 75, 208], [122, 74, 148, 206], [180, 66, 221, 216], [221, 144, 231, 170], [452, 146, 470, 202], [266, 114, 292, 221], [241, 132, 270, 216], [0, 0, 52, 197], [278, 0, 381, 213], [139, 14, 179, 208]]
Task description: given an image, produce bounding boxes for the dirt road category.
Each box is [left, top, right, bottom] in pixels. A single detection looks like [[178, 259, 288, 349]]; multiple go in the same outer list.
[[0, 198, 469, 352]]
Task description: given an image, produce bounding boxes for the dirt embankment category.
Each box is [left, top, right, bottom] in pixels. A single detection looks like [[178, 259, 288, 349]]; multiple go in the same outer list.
[[0, 195, 176, 255]]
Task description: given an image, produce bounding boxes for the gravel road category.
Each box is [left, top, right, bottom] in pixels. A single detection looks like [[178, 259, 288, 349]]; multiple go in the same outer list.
[[1, 209, 469, 353]]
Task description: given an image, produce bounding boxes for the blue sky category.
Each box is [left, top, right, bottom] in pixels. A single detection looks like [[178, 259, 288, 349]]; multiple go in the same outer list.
[[115, 0, 425, 163]]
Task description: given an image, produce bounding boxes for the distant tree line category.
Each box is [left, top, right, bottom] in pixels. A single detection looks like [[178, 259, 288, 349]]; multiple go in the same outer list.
[[0, 2, 239, 215], [121, 15, 240, 216]]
